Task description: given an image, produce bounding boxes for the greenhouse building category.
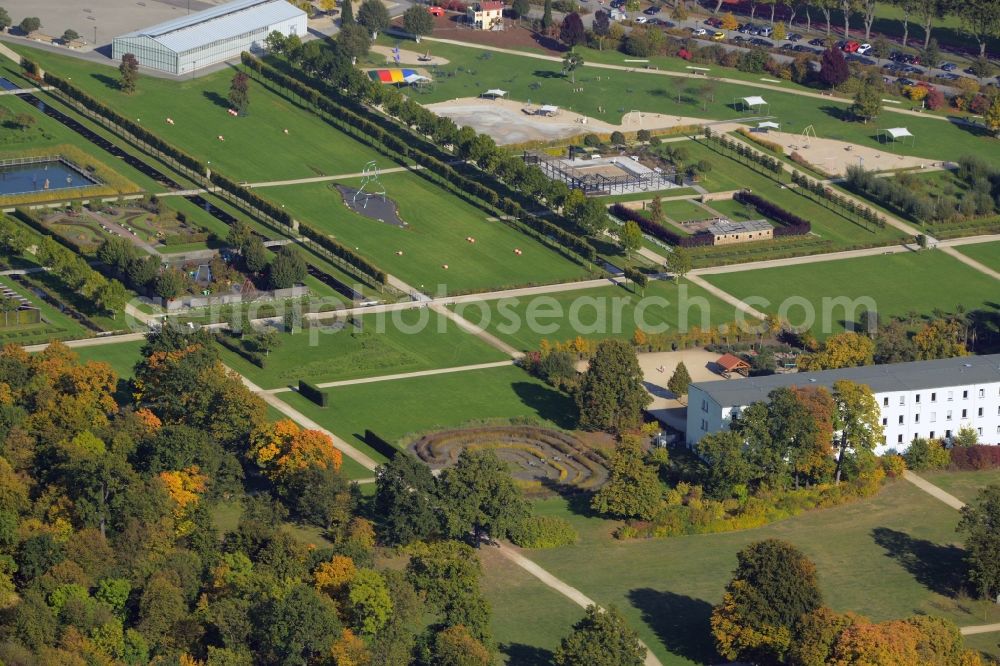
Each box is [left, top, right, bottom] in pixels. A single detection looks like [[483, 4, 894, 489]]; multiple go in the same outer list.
[[112, 0, 306, 76]]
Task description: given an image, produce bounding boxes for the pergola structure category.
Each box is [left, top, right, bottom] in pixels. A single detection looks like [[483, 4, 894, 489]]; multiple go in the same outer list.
[[737, 95, 769, 113], [481, 88, 507, 99], [879, 127, 915, 146], [716, 353, 751, 378]]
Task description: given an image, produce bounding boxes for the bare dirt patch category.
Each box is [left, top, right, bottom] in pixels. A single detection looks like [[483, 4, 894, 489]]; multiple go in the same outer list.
[[402, 14, 566, 55], [751, 129, 947, 176]]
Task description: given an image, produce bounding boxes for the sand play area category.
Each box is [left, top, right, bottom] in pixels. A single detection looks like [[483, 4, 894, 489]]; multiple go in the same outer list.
[[742, 129, 944, 176], [425, 97, 711, 144], [371, 45, 450, 66]]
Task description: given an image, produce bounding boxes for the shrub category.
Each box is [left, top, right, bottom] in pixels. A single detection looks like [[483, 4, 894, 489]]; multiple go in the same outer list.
[[299, 380, 328, 407], [736, 128, 785, 155], [880, 453, 907, 478], [903, 437, 950, 471], [510, 515, 578, 548], [950, 445, 1000, 471]]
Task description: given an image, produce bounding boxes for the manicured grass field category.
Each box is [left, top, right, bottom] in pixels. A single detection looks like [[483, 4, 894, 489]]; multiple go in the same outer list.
[[0, 276, 91, 345], [956, 241, 1000, 273], [703, 250, 999, 337], [264, 172, 590, 294], [72, 340, 146, 379], [217, 309, 508, 390], [273, 365, 576, 463], [514, 480, 998, 665], [477, 546, 583, 665], [662, 199, 716, 222], [918, 470, 1000, 505], [452, 279, 746, 351], [406, 41, 999, 167], [10, 45, 388, 183]]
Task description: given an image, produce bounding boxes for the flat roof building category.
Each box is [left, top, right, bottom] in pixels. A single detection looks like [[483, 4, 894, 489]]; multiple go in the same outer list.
[[686, 354, 1000, 453], [113, 0, 306, 76]]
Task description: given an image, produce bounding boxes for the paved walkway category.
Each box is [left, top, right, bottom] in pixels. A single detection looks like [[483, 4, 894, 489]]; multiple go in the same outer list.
[[687, 273, 768, 320], [902, 471, 966, 510], [266, 360, 515, 393], [940, 246, 1000, 281], [960, 623, 1000, 636], [495, 544, 664, 666], [431, 303, 523, 358], [22, 331, 147, 353], [229, 366, 379, 472]]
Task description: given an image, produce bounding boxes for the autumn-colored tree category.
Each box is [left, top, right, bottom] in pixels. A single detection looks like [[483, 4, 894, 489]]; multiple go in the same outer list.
[[433, 624, 492, 666], [790, 386, 836, 482], [314, 555, 356, 599], [721, 11, 738, 29], [788, 606, 860, 666], [331, 628, 371, 666], [797, 331, 874, 371], [914, 319, 967, 360], [831, 380, 882, 484], [712, 539, 822, 664], [249, 419, 343, 482]]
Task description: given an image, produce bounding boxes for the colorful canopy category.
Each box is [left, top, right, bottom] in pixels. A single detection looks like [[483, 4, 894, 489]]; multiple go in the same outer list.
[[369, 68, 422, 84]]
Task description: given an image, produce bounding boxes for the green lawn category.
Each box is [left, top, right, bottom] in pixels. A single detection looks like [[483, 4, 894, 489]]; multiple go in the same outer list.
[[10, 45, 387, 183], [703, 250, 999, 337], [272, 365, 576, 464], [72, 340, 146, 379], [217, 309, 507, 390], [264, 172, 589, 294], [406, 40, 1000, 167], [511, 480, 999, 665], [956, 241, 1000, 273], [477, 545, 583, 665], [662, 199, 716, 223], [918, 470, 1000, 505], [0, 276, 91, 346], [452, 279, 746, 351]]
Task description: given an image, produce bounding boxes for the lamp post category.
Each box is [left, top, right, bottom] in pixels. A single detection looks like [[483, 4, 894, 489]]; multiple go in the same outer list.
[[93, 26, 97, 48]]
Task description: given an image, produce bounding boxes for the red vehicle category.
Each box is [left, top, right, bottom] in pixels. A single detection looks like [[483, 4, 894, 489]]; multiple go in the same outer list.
[[428, 5, 445, 15], [842, 40, 860, 53], [705, 17, 722, 27]]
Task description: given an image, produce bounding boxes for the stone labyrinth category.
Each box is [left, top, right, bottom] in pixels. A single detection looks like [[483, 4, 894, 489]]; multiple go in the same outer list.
[[410, 426, 609, 492]]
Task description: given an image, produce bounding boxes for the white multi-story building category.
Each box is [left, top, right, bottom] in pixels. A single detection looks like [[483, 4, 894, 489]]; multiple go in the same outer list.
[[686, 354, 1000, 453]]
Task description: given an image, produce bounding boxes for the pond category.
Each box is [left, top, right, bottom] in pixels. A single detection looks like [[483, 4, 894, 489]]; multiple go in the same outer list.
[[0, 159, 99, 196]]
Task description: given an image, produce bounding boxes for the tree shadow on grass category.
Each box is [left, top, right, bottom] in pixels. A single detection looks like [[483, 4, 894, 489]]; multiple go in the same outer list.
[[91, 72, 120, 92], [499, 643, 554, 666], [871, 527, 967, 597], [203, 90, 232, 110], [511, 381, 578, 429], [628, 588, 719, 665]]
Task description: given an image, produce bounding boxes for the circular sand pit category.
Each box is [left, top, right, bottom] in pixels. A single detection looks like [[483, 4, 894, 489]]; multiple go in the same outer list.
[[410, 426, 609, 492], [335, 184, 407, 228]]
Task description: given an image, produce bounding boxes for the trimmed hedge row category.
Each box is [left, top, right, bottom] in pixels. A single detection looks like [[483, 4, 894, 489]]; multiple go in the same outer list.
[[623, 266, 648, 287], [216, 332, 266, 368], [299, 380, 328, 407], [297, 224, 387, 285], [607, 204, 712, 248], [41, 69, 206, 176], [950, 445, 1000, 470], [209, 172, 293, 227], [733, 190, 811, 237], [364, 429, 398, 460], [243, 53, 597, 264]]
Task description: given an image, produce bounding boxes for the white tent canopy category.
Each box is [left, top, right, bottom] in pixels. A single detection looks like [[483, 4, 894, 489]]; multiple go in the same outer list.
[[757, 121, 780, 129], [404, 73, 430, 84], [880, 127, 915, 145], [743, 95, 767, 107], [482, 88, 507, 98], [539, 105, 559, 116]]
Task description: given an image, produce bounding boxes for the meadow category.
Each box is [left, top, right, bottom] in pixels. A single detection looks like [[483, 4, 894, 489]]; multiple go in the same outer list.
[[957, 241, 1000, 273], [703, 250, 1000, 336], [273, 365, 576, 464], [515, 479, 999, 665], [217, 308, 508, 390], [72, 339, 146, 379], [263, 172, 590, 294], [451, 279, 745, 351], [919, 469, 1000, 505], [8, 45, 389, 183]]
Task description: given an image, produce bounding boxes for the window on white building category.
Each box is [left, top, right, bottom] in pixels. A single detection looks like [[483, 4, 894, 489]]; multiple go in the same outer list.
[[914, 414, 920, 423], [897, 434, 903, 443], [701, 400, 708, 412], [963, 390, 968, 399], [915, 394, 921, 404], [899, 396, 905, 405], [979, 388, 985, 398], [930, 412, 936, 422], [948, 391, 953, 401], [946, 411, 952, 420], [930, 431, 935, 439], [931, 392, 937, 402], [978, 408, 984, 417], [883, 397, 889, 407], [898, 415, 904, 425], [962, 409, 967, 418], [882, 417, 887, 426], [978, 427, 983, 436]]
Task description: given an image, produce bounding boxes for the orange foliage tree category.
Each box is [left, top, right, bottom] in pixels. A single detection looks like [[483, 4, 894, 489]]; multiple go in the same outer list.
[[249, 419, 343, 481]]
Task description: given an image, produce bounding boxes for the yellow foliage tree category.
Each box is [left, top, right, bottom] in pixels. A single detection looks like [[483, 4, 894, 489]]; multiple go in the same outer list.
[[914, 319, 967, 360], [798, 332, 874, 371], [331, 628, 371, 666], [159, 466, 207, 535], [721, 12, 738, 30], [250, 419, 343, 481], [314, 555, 356, 598]]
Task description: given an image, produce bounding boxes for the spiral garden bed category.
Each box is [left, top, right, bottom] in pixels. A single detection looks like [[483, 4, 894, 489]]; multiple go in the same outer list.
[[410, 425, 609, 492]]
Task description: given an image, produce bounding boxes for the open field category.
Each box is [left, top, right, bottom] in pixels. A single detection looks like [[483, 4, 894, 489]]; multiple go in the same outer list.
[[274, 365, 576, 464], [703, 250, 1000, 337], [451, 279, 745, 351], [217, 309, 508, 390], [405, 40, 1000, 167], [956, 241, 1000, 273], [8, 45, 389, 183], [72, 339, 145, 379], [919, 470, 1000, 505], [264, 172, 590, 294], [517, 479, 999, 665]]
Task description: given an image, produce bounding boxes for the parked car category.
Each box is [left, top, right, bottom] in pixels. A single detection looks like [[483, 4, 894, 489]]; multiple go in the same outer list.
[[856, 42, 872, 55], [938, 72, 960, 81], [758, 26, 773, 37], [809, 37, 827, 46], [643, 5, 660, 14], [787, 33, 803, 41], [739, 23, 756, 33], [856, 56, 876, 65], [691, 27, 707, 35], [915, 80, 936, 90], [903, 64, 923, 74], [705, 16, 722, 26], [428, 5, 445, 15], [896, 77, 916, 86], [843, 40, 860, 53], [635, 16, 649, 23], [940, 62, 957, 71], [730, 34, 748, 43], [750, 37, 773, 47], [713, 31, 726, 41]]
